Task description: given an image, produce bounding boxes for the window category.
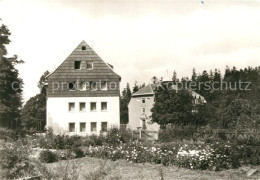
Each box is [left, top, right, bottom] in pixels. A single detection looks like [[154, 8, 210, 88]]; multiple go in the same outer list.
[[79, 102, 86, 112], [68, 82, 76, 91], [74, 61, 81, 69], [82, 46, 86, 50], [86, 61, 93, 70], [90, 102, 96, 111], [91, 122, 97, 131], [142, 108, 145, 113], [142, 98, 145, 104], [101, 102, 107, 111], [101, 122, 107, 132], [80, 122, 86, 132], [69, 123, 75, 132], [78, 82, 86, 91], [101, 81, 107, 90], [90, 81, 97, 91], [68, 103, 75, 112]]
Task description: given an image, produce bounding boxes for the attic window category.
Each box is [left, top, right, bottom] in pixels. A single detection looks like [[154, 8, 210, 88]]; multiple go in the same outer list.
[[68, 82, 76, 91], [74, 61, 81, 70], [82, 46, 86, 50], [86, 61, 93, 70]]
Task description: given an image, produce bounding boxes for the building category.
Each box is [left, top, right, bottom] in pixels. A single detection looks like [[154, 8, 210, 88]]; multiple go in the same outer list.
[[46, 41, 121, 135], [128, 84, 159, 132], [128, 79, 206, 136]]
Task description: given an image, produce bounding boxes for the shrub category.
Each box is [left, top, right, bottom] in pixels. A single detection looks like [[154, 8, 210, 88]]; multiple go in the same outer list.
[[39, 150, 58, 163], [0, 140, 36, 179], [0, 128, 27, 141], [106, 128, 132, 145], [72, 147, 85, 158], [159, 125, 198, 142]]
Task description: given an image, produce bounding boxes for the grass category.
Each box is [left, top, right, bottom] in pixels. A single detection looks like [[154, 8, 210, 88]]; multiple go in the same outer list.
[[45, 156, 259, 180]]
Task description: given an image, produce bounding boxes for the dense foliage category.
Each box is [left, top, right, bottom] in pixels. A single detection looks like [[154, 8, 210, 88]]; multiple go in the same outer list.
[[151, 83, 193, 126], [21, 71, 49, 132], [0, 23, 24, 129]]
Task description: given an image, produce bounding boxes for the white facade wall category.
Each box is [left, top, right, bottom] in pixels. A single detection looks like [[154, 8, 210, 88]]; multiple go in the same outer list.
[[47, 97, 120, 135]]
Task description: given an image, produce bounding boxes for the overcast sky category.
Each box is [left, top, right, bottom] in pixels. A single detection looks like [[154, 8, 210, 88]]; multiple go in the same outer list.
[[0, 0, 260, 101]]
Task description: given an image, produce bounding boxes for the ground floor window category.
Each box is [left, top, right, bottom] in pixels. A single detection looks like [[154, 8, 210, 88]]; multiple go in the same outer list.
[[101, 122, 108, 132], [69, 123, 75, 132], [80, 122, 86, 132], [91, 122, 97, 131]]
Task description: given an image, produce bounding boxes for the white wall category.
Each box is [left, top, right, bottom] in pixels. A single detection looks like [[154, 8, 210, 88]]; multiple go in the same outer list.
[[47, 96, 120, 135]]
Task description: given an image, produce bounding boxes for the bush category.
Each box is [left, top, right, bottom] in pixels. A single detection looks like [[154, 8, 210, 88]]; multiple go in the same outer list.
[[39, 150, 58, 163], [106, 128, 132, 145], [0, 128, 27, 141], [159, 125, 198, 142], [0, 140, 36, 179], [72, 147, 85, 158]]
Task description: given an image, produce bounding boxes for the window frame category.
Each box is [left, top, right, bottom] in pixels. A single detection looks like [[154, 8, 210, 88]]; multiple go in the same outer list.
[[79, 102, 86, 112], [101, 102, 107, 111], [74, 61, 81, 70], [77, 82, 87, 91], [100, 81, 108, 91], [68, 82, 76, 91], [90, 102, 97, 111], [69, 122, 75, 132], [80, 122, 86, 132], [142, 98, 145, 104], [90, 81, 98, 91], [91, 122, 97, 132], [101, 122, 108, 132], [86, 61, 93, 70], [68, 102, 75, 112]]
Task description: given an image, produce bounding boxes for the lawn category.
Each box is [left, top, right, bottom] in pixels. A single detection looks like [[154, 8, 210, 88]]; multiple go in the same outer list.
[[46, 156, 259, 180]]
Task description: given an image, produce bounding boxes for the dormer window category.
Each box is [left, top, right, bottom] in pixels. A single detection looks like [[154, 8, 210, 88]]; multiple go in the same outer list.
[[82, 46, 86, 50], [74, 61, 81, 70], [86, 61, 93, 70]]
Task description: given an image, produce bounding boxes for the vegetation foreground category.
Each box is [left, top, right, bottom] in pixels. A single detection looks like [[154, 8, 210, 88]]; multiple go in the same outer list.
[[0, 129, 260, 179], [44, 157, 260, 180]]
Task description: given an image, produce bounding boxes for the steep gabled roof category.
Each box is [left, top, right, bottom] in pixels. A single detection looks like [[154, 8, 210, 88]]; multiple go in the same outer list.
[[132, 84, 156, 97], [46, 40, 121, 80]]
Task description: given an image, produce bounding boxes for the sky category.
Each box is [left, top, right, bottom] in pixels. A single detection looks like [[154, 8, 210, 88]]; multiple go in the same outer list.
[[0, 0, 260, 102]]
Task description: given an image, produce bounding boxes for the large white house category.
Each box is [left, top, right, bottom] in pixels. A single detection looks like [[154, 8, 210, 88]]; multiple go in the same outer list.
[[46, 41, 121, 135]]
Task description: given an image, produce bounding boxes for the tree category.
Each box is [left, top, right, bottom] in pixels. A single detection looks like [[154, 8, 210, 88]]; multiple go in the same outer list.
[[151, 83, 193, 127], [38, 70, 49, 95], [0, 22, 24, 129], [172, 70, 178, 84], [191, 68, 197, 82], [120, 83, 132, 124], [21, 71, 49, 131], [122, 83, 131, 104], [219, 99, 260, 129], [151, 76, 159, 84], [132, 81, 139, 93]]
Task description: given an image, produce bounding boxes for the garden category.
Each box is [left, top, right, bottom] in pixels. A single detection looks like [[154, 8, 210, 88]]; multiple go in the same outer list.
[[0, 127, 260, 179]]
